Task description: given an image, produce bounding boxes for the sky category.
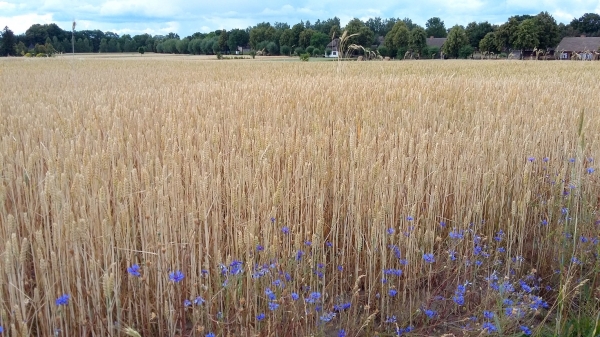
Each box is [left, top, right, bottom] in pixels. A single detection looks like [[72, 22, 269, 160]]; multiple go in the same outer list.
[[1, 0, 599, 37]]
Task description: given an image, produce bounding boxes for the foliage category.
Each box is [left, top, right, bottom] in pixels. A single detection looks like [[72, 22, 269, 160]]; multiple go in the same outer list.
[[344, 18, 375, 48], [377, 45, 389, 57], [266, 41, 279, 55], [458, 45, 474, 58], [311, 48, 322, 56], [495, 17, 521, 51], [249, 50, 256, 58], [227, 29, 249, 53], [1, 26, 17, 56], [465, 21, 494, 49], [138, 46, 145, 55], [309, 32, 329, 49], [443, 25, 469, 58], [426, 17, 447, 38], [534, 12, 560, 49], [216, 52, 223, 59], [218, 30, 228, 52], [409, 26, 427, 54], [280, 45, 291, 56], [479, 32, 499, 54], [424, 46, 440, 58], [294, 46, 305, 56], [299, 53, 310, 61], [176, 39, 189, 54], [514, 19, 540, 50], [298, 29, 315, 48], [570, 13, 600, 36], [305, 46, 315, 56], [384, 21, 409, 58]]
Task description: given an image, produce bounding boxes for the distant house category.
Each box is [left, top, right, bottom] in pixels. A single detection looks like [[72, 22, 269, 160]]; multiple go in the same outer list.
[[326, 39, 340, 58], [426, 37, 447, 50], [555, 36, 600, 60]]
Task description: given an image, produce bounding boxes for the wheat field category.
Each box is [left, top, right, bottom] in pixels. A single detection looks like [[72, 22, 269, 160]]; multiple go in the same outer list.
[[0, 58, 599, 336]]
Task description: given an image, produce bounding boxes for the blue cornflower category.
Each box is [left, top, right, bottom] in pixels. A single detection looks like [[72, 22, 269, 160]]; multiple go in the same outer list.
[[569, 158, 575, 163], [256, 313, 265, 320], [268, 302, 279, 311], [541, 219, 548, 226], [439, 221, 447, 228], [497, 247, 506, 253], [229, 260, 243, 275], [281, 226, 290, 234], [493, 230, 504, 242], [453, 295, 464, 305], [424, 309, 436, 318], [387, 227, 395, 235], [273, 279, 284, 288], [385, 315, 397, 323], [384, 268, 403, 276], [291, 292, 299, 301], [184, 299, 192, 307], [587, 167, 595, 174], [306, 292, 321, 304], [304, 240, 312, 246], [169, 270, 184, 283], [333, 302, 351, 311], [520, 325, 532, 335], [296, 250, 304, 261], [55, 294, 70, 306], [194, 296, 205, 305], [423, 253, 435, 264], [319, 312, 336, 322], [270, 217, 275, 223], [406, 216, 414, 221], [206, 333, 215, 337], [449, 229, 464, 239], [265, 287, 276, 301], [326, 241, 333, 247], [449, 250, 457, 261], [389, 289, 398, 296], [483, 310, 494, 319], [482, 322, 497, 333], [256, 244, 264, 251], [0, 326, 3, 333], [127, 264, 141, 277], [338, 329, 346, 337], [543, 157, 550, 162], [503, 298, 514, 306], [527, 157, 535, 162], [456, 284, 466, 295], [337, 265, 343, 272]]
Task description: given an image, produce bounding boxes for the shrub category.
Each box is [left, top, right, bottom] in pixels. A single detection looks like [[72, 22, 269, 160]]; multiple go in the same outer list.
[[312, 48, 322, 57], [294, 47, 305, 56], [216, 52, 223, 60], [138, 47, 145, 55], [305, 46, 315, 56], [459, 45, 475, 59], [378, 45, 389, 57], [299, 53, 310, 62], [24, 53, 32, 57], [280, 45, 291, 56], [249, 50, 256, 59], [397, 46, 409, 59], [36, 53, 45, 57], [325, 48, 332, 56], [266, 42, 278, 55]]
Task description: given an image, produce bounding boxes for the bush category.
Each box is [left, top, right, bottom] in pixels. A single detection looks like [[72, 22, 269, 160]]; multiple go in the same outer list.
[[312, 48, 322, 57], [294, 47, 305, 56], [216, 52, 223, 60], [36, 53, 46, 57], [426, 46, 440, 58], [280, 45, 291, 56], [397, 47, 409, 59], [499, 52, 507, 58], [138, 47, 145, 55], [25, 53, 32, 57], [378, 46, 389, 57], [299, 53, 310, 62], [305, 46, 315, 56], [325, 48, 332, 56], [266, 42, 279, 55], [459, 45, 475, 59], [249, 50, 256, 59]]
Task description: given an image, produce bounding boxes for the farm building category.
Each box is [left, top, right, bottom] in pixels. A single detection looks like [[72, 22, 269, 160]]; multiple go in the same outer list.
[[555, 36, 600, 60], [325, 39, 339, 58], [426, 37, 447, 50]]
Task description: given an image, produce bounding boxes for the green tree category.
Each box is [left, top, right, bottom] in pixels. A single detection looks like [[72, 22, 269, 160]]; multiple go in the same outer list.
[[99, 38, 109, 52], [15, 41, 27, 55], [291, 23, 305, 47], [344, 18, 375, 47], [425, 17, 447, 38], [377, 45, 389, 57], [138, 46, 145, 55], [464, 21, 494, 49], [279, 29, 294, 48], [249, 23, 276, 49], [443, 25, 469, 58], [534, 12, 559, 49], [479, 32, 499, 54], [514, 19, 539, 51], [365, 17, 386, 36], [495, 17, 520, 51], [227, 29, 249, 53], [218, 30, 228, 52], [266, 41, 279, 55], [298, 29, 315, 48], [176, 39, 189, 54], [570, 13, 600, 36], [384, 21, 409, 58], [402, 18, 418, 31], [1, 26, 17, 56], [409, 26, 427, 54], [280, 45, 291, 55], [310, 32, 329, 48]]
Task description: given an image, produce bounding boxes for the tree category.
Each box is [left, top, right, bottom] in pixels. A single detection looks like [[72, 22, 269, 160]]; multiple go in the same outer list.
[[266, 41, 278, 55], [227, 29, 249, 53], [99, 38, 109, 52], [426, 17, 447, 38], [298, 29, 315, 48], [534, 12, 559, 49], [570, 13, 600, 36], [344, 18, 375, 48], [409, 26, 427, 54], [249, 23, 276, 49], [280, 45, 291, 56], [443, 25, 469, 58], [495, 17, 520, 51], [402, 18, 417, 31], [1, 26, 17, 56], [514, 19, 539, 51], [218, 30, 228, 52], [365, 17, 386, 36], [479, 32, 499, 54], [291, 23, 305, 47], [138, 46, 145, 55], [176, 39, 189, 54], [464, 21, 494, 49], [384, 21, 409, 58], [310, 32, 329, 48]]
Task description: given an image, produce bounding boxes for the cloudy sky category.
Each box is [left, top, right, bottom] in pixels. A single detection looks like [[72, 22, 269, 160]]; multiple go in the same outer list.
[[1, 0, 599, 37]]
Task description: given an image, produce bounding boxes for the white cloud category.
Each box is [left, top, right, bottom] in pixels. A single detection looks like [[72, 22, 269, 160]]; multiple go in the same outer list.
[[0, 13, 54, 33]]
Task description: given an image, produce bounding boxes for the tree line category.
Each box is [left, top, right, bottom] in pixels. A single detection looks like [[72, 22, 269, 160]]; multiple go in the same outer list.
[[1, 12, 599, 57]]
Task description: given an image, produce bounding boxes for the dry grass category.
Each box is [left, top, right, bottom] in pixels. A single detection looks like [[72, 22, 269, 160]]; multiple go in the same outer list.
[[0, 58, 599, 336]]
